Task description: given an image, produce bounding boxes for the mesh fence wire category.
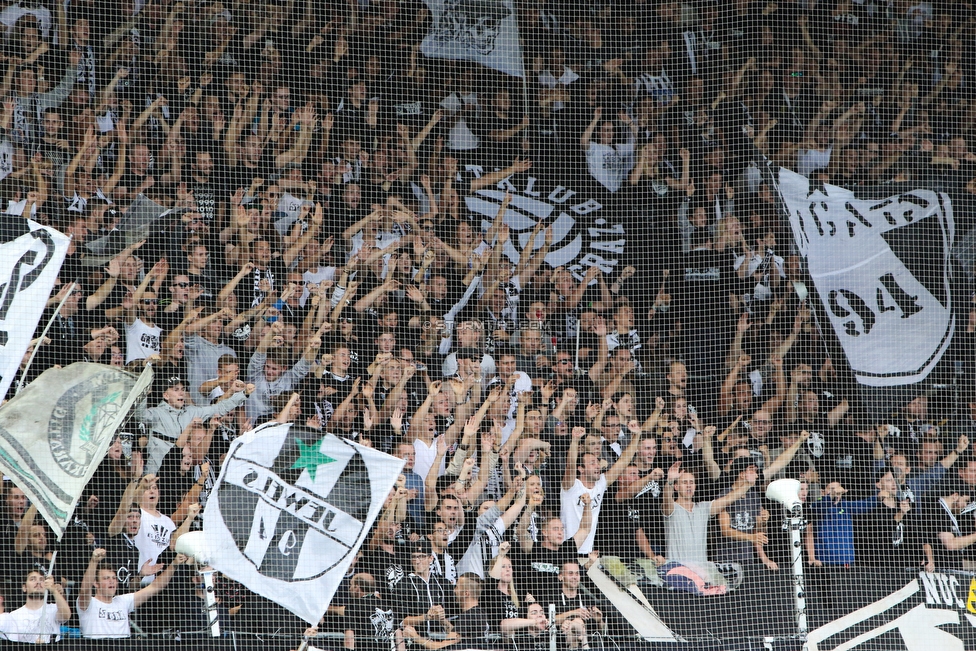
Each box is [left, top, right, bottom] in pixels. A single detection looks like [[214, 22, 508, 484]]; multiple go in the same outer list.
[[1, 0, 976, 649]]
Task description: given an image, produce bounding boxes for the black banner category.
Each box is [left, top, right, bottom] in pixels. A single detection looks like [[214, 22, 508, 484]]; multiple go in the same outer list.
[[23, 568, 976, 650]]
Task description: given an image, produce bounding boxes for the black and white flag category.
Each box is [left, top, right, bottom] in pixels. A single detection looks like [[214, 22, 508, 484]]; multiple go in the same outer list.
[[421, 0, 525, 77], [0, 223, 70, 401], [0, 364, 153, 537], [779, 169, 955, 387], [202, 423, 404, 624]]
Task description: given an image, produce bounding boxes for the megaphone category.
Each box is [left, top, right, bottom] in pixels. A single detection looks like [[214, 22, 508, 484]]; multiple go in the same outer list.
[[174, 530, 221, 638], [766, 478, 802, 512], [174, 530, 211, 565]]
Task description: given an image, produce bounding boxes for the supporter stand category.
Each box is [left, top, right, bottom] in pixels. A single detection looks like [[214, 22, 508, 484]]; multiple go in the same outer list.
[[1, 1, 976, 649]]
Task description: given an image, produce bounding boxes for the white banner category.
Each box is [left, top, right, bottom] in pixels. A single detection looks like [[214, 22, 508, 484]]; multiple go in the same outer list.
[[421, 0, 525, 77], [779, 169, 955, 387], [203, 423, 404, 624], [0, 363, 153, 537], [0, 223, 70, 402]]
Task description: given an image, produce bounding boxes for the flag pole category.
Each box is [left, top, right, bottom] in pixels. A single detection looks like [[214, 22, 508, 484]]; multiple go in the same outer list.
[[517, 3, 530, 132], [16, 282, 75, 395], [31, 551, 58, 641]]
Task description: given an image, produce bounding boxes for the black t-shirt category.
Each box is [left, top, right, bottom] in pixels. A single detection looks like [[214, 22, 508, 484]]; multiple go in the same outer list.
[[635, 475, 666, 557], [856, 500, 926, 569], [452, 605, 503, 649], [923, 497, 976, 571], [678, 247, 733, 329], [226, 160, 273, 192], [156, 448, 195, 518], [310, 372, 353, 424], [594, 484, 642, 558], [798, 415, 837, 483], [104, 532, 141, 594], [81, 458, 128, 538], [190, 175, 226, 225], [358, 547, 404, 596], [551, 586, 601, 629], [512, 544, 577, 606], [38, 301, 97, 361], [823, 429, 877, 499], [345, 594, 396, 651], [243, 261, 288, 308], [482, 584, 520, 625]]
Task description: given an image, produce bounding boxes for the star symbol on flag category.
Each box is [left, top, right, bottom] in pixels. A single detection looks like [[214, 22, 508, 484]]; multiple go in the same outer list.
[[291, 438, 336, 481]]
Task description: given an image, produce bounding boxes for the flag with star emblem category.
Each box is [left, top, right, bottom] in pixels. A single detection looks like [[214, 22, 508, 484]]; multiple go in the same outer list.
[[202, 422, 404, 624]]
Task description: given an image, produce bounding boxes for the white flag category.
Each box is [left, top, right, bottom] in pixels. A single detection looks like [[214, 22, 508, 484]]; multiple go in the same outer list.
[[0, 364, 153, 537], [202, 423, 404, 624], [779, 169, 955, 387], [0, 140, 12, 181], [0, 223, 70, 402], [421, 0, 525, 77]]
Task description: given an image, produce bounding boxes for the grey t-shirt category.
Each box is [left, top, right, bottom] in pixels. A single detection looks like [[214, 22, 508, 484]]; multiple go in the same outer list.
[[665, 500, 712, 565], [664, 500, 726, 585]]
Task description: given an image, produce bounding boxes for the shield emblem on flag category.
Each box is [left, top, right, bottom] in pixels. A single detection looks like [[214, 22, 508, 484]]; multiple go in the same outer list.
[[203, 423, 404, 622]]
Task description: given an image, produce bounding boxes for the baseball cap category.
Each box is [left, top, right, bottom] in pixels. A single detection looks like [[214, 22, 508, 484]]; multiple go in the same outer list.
[[161, 374, 183, 389]]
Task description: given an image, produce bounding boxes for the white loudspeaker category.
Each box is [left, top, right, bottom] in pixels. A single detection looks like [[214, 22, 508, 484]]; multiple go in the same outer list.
[[174, 530, 211, 564], [766, 478, 802, 511]]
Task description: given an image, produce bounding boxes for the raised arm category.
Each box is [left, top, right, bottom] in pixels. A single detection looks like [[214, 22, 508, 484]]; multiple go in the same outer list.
[[605, 420, 643, 485], [107, 477, 142, 537], [132, 553, 188, 608], [710, 474, 758, 516], [14, 503, 38, 554], [719, 354, 749, 416], [759, 355, 787, 416], [587, 320, 610, 383], [571, 493, 594, 549], [662, 461, 681, 517], [562, 427, 585, 491], [700, 425, 722, 480], [412, 109, 444, 150], [424, 435, 448, 512], [764, 430, 810, 479], [469, 157, 532, 193], [78, 547, 108, 613], [580, 107, 602, 148]]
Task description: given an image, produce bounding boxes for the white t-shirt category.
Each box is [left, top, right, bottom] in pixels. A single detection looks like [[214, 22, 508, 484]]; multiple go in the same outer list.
[[538, 66, 579, 111], [440, 352, 496, 379], [300, 266, 337, 306], [586, 142, 635, 193], [0, 603, 60, 643], [77, 593, 135, 639], [440, 93, 480, 151], [413, 437, 446, 482], [125, 318, 161, 364], [560, 475, 609, 554], [796, 146, 833, 177], [134, 509, 175, 585]]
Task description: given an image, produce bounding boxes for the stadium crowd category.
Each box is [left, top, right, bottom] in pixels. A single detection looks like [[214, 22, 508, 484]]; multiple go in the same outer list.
[[2, 0, 976, 647]]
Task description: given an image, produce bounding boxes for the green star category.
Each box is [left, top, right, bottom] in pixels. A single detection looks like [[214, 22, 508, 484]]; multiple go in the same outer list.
[[291, 438, 336, 481]]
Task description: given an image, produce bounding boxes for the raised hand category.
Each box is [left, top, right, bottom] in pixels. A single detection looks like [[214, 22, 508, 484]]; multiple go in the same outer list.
[[667, 461, 682, 483]]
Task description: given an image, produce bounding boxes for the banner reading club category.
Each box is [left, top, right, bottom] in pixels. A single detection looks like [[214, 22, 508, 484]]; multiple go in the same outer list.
[[203, 422, 405, 624]]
